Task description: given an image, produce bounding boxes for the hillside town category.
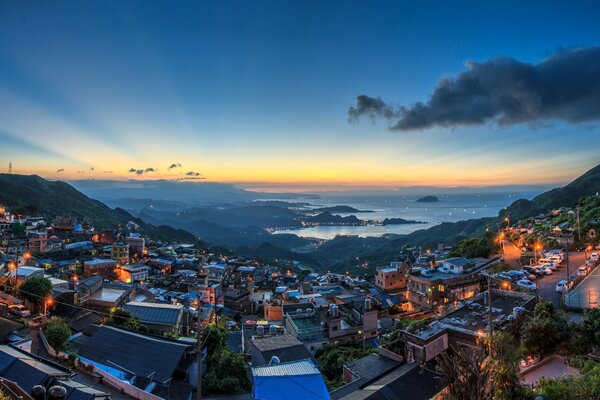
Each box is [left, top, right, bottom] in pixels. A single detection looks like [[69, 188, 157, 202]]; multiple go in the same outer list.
[[1, 193, 600, 400]]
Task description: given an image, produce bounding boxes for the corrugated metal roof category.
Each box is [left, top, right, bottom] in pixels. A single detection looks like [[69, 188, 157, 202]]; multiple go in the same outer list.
[[124, 301, 183, 326], [252, 360, 330, 400], [252, 360, 320, 377]]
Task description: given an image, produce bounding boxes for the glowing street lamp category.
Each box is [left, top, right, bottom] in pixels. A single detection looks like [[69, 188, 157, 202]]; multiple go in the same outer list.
[[44, 298, 53, 317], [534, 244, 542, 264]]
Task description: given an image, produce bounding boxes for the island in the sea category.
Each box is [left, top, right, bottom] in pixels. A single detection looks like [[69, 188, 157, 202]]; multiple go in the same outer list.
[[382, 217, 426, 225], [416, 195, 439, 203], [310, 205, 374, 213]]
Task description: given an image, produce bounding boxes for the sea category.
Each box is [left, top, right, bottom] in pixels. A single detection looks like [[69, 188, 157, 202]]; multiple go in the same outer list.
[[272, 191, 540, 239]]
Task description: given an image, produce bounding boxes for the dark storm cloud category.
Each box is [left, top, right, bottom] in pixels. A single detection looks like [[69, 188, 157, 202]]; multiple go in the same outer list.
[[185, 171, 201, 177], [128, 168, 137, 173], [168, 163, 182, 170], [144, 167, 156, 173], [349, 47, 600, 131], [56, 168, 64, 172], [89, 166, 95, 171]]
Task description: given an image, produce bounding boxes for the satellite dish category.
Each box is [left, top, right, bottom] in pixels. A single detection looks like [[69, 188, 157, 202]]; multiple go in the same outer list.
[[269, 356, 281, 366]]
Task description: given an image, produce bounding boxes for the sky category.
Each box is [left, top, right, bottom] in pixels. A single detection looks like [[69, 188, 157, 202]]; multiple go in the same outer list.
[[1, 1, 600, 191]]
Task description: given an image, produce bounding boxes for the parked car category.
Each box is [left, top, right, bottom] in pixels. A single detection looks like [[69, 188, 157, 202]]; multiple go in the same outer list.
[[522, 266, 543, 276], [437, 266, 451, 274], [507, 270, 526, 280], [519, 269, 536, 281], [577, 266, 588, 276], [556, 280, 568, 293], [421, 270, 433, 278], [8, 304, 30, 317], [539, 266, 553, 275], [590, 253, 599, 262], [517, 280, 536, 291], [540, 262, 557, 270], [499, 272, 516, 281]]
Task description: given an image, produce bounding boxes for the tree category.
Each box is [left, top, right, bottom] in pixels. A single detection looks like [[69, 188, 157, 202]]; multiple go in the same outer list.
[[435, 347, 493, 400], [45, 319, 71, 351], [201, 323, 251, 396], [535, 358, 600, 400], [486, 332, 530, 400], [567, 308, 600, 355], [105, 308, 147, 332], [18, 276, 52, 311], [315, 341, 376, 389], [521, 302, 568, 357]]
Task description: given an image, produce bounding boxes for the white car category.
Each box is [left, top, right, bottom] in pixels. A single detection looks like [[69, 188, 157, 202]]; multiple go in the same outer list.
[[590, 253, 599, 262], [517, 280, 536, 291], [437, 266, 451, 274], [539, 266, 553, 275], [9, 304, 30, 317], [577, 266, 588, 276], [542, 263, 556, 271], [556, 280, 568, 293]]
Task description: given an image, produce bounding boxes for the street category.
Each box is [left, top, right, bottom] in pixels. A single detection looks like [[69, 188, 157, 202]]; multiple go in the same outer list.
[[502, 241, 588, 306]]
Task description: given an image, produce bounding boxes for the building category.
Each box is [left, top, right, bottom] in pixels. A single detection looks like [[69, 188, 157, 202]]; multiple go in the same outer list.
[[149, 258, 173, 275], [406, 258, 494, 310], [124, 235, 145, 254], [110, 242, 129, 263], [0, 345, 111, 400], [285, 299, 378, 354], [441, 257, 473, 274], [78, 275, 132, 311], [116, 263, 149, 283], [250, 334, 313, 367], [71, 325, 196, 397], [27, 231, 47, 254], [252, 359, 330, 400], [402, 289, 535, 363], [224, 287, 251, 313], [83, 259, 117, 279], [124, 301, 187, 335], [375, 264, 408, 291]]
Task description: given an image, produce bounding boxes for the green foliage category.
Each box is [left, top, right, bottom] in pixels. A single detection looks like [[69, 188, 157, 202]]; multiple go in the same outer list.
[[381, 317, 435, 356], [521, 302, 568, 357], [566, 308, 600, 355], [105, 308, 148, 332], [202, 323, 250, 396], [487, 332, 531, 400], [18, 276, 52, 310], [489, 261, 511, 274], [45, 319, 71, 351], [315, 341, 376, 390], [535, 359, 600, 400], [449, 231, 499, 259]]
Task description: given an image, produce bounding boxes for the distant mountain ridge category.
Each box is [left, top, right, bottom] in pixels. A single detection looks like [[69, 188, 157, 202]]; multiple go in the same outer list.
[[0, 174, 204, 244], [501, 163, 600, 220]]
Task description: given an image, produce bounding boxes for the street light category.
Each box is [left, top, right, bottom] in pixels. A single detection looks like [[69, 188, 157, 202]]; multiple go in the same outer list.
[[534, 244, 542, 264], [44, 298, 53, 318], [585, 245, 592, 259]]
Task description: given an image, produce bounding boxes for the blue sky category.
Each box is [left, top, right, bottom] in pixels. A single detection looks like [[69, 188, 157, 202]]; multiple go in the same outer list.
[[1, 1, 599, 190]]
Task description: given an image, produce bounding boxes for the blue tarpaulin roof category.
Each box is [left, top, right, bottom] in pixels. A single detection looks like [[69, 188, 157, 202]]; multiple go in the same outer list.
[[252, 360, 330, 400]]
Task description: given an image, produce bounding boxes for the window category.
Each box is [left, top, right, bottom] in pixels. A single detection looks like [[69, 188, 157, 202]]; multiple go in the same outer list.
[[332, 326, 338, 331]]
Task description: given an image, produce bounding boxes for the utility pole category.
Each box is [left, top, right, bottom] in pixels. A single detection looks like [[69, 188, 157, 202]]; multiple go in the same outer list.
[[486, 274, 493, 355], [566, 242, 570, 287], [8, 162, 12, 174], [576, 205, 582, 242], [196, 301, 203, 400]]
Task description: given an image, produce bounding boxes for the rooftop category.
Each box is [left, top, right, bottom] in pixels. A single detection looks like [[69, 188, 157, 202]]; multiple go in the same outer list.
[[124, 301, 184, 326]]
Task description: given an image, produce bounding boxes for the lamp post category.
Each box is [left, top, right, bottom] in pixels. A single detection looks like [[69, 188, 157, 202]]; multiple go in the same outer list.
[[44, 298, 53, 320], [534, 244, 542, 264]]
